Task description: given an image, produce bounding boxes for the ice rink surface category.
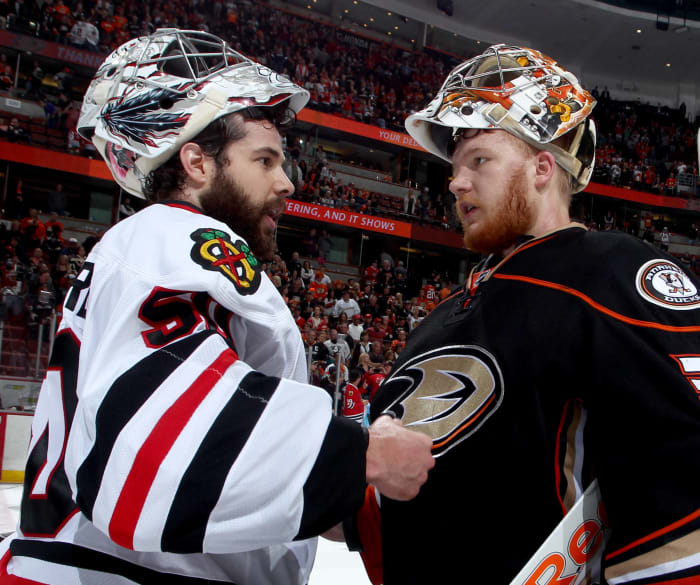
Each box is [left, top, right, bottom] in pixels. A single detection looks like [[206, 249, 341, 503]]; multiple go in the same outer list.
[[0, 483, 372, 585]]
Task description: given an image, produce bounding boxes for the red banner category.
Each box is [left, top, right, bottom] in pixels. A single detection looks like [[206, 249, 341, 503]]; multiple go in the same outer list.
[[0, 31, 106, 69], [284, 200, 412, 237], [297, 110, 425, 152], [0, 141, 113, 180], [585, 181, 689, 210]]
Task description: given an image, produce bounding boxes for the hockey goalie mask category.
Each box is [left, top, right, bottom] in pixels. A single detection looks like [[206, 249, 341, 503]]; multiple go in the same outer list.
[[78, 28, 309, 198], [406, 44, 597, 193]]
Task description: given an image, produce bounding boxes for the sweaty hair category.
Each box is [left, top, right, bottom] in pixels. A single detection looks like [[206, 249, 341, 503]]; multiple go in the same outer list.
[[143, 106, 294, 201]]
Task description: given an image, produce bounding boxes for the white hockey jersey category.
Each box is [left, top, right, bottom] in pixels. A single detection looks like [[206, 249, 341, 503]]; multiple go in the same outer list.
[[1, 201, 367, 585]]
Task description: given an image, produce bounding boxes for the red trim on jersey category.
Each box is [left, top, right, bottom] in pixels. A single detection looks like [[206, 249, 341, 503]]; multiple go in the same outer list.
[[493, 274, 700, 333], [358, 486, 383, 585], [28, 368, 69, 502], [632, 577, 700, 585], [669, 354, 700, 399], [108, 348, 238, 549], [605, 506, 700, 561], [162, 201, 204, 214], [0, 551, 45, 584]]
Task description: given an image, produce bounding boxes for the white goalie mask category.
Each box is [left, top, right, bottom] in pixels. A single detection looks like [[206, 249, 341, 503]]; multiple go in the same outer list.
[[406, 44, 597, 193], [78, 28, 309, 198]]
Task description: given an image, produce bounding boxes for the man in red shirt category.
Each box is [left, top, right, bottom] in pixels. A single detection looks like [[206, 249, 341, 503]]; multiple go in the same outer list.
[[367, 317, 386, 343], [364, 362, 391, 402], [343, 368, 366, 423], [364, 259, 379, 286]]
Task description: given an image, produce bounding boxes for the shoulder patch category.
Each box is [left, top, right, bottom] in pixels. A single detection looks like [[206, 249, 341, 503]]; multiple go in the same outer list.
[[379, 345, 504, 457], [190, 228, 261, 295], [635, 259, 700, 310]]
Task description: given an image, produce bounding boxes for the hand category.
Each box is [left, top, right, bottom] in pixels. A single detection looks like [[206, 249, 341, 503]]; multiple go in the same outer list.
[[365, 415, 434, 501]]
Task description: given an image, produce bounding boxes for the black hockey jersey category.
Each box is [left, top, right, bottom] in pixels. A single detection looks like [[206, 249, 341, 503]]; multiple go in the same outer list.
[[370, 224, 700, 585]]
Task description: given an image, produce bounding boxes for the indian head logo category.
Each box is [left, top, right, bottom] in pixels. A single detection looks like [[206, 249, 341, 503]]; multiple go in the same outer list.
[[636, 259, 700, 310], [190, 228, 261, 295]]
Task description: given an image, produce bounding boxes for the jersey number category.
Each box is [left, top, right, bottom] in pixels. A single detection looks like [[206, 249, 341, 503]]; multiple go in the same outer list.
[[138, 288, 205, 348], [63, 261, 94, 318], [20, 331, 81, 536], [670, 354, 700, 401]]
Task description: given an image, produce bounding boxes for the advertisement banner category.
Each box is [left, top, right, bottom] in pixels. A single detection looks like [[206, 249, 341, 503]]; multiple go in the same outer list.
[[0, 30, 105, 69], [297, 109, 425, 152], [284, 200, 412, 238], [0, 377, 40, 411]]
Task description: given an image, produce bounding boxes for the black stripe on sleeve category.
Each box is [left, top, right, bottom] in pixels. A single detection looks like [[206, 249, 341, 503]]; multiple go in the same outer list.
[[10, 540, 234, 585], [75, 330, 217, 520], [295, 415, 367, 540], [161, 371, 279, 553]]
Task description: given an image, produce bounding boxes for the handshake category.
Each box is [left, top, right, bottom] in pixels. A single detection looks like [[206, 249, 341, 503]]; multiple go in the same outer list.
[[365, 415, 435, 500]]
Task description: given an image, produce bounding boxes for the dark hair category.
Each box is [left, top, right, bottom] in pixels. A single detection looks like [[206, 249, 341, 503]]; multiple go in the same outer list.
[[349, 367, 363, 383], [143, 105, 295, 201]]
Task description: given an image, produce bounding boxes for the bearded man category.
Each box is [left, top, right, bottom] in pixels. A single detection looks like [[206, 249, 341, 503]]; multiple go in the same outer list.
[[366, 44, 700, 585], [0, 29, 433, 585]]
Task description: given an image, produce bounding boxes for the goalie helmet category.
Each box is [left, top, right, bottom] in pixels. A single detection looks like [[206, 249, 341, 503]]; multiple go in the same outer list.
[[78, 28, 309, 198], [405, 44, 596, 193]]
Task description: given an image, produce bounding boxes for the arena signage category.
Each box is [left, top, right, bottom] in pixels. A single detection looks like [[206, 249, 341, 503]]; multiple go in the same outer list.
[[0, 31, 105, 69], [297, 109, 425, 152], [284, 201, 412, 237]]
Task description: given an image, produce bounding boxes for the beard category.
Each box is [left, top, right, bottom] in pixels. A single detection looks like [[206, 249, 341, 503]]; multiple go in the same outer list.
[[199, 166, 280, 261], [461, 166, 533, 255]]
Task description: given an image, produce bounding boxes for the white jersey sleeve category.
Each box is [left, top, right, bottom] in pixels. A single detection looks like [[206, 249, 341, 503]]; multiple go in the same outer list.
[[8, 202, 367, 585]]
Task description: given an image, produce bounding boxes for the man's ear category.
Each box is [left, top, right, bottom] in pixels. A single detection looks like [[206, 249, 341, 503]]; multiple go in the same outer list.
[[533, 149, 557, 190], [179, 142, 212, 190]]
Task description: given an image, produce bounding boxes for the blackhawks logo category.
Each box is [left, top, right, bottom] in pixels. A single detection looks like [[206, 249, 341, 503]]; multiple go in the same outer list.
[[190, 228, 261, 295]]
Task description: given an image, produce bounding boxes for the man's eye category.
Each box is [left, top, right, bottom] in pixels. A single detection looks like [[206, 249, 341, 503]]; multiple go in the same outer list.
[[475, 157, 487, 165]]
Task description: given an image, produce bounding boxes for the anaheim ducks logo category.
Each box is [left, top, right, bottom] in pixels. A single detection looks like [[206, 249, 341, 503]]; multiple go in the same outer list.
[[381, 345, 504, 457], [635, 259, 700, 310], [190, 228, 261, 295]]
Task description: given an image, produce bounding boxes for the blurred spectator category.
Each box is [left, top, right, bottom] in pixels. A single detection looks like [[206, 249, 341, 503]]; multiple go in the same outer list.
[[0, 61, 13, 91], [302, 227, 318, 258], [300, 259, 314, 286], [333, 289, 360, 320], [20, 209, 45, 250], [364, 361, 390, 403], [0, 117, 29, 143], [47, 183, 66, 215], [69, 244, 86, 274], [308, 304, 327, 330], [24, 60, 45, 100], [308, 328, 330, 365], [324, 327, 351, 364], [342, 368, 365, 423], [317, 228, 332, 264], [348, 313, 364, 342]]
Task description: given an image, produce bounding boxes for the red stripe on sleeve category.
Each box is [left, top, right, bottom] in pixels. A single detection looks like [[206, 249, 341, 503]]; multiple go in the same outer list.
[[108, 348, 238, 549]]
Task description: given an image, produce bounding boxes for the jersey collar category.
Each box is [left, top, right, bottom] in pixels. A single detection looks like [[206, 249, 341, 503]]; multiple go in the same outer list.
[[159, 200, 205, 214]]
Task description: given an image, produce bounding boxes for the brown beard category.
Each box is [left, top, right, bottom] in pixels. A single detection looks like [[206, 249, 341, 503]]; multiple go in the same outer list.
[[462, 165, 533, 255], [198, 165, 280, 261]]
